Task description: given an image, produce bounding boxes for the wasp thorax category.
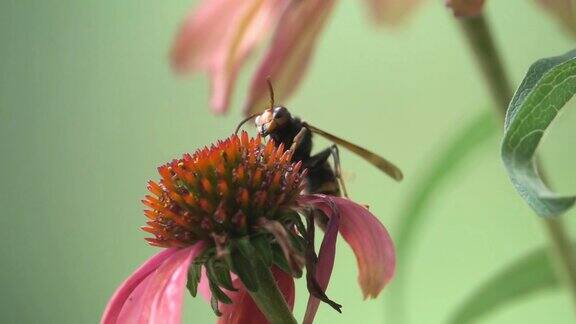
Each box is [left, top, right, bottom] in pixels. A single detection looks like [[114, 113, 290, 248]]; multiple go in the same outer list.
[[141, 131, 306, 248]]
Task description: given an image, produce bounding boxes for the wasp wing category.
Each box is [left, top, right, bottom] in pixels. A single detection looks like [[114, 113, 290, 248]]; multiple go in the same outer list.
[[305, 123, 403, 181]]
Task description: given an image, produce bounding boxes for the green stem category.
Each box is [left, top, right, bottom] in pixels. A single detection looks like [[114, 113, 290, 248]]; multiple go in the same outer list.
[[460, 13, 576, 314], [458, 15, 513, 116], [248, 257, 297, 324], [542, 218, 576, 308]]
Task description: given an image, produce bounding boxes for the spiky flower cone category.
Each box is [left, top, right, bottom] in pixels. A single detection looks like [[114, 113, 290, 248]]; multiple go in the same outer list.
[[142, 131, 306, 247], [141, 132, 307, 314]]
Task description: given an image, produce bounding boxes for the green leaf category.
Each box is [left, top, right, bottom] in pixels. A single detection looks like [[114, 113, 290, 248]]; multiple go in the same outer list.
[[447, 246, 559, 324], [272, 244, 293, 276], [186, 262, 202, 297], [387, 111, 497, 322], [209, 278, 232, 304], [252, 234, 273, 266], [210, 295, 222, 317], [502, 49, 576, 217], [279, 211, 307, 236], [227, 237, 260, 292], [206, 258, 236, 292]]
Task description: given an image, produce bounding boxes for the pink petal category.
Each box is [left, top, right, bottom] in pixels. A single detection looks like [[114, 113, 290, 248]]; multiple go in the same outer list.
[[359, 0, 425, 25], [101, 243, 205, 324], [536, 0, 576, 36], [300, 196, 341, 324], [171, 0, 287, 114], [299, 195, 396, 299], [170, 0, 238, 73], [199, 267, 294, 324], [101, 248, 178, 324], [445, 0, 486, 17], [244, 0, 336, 115]]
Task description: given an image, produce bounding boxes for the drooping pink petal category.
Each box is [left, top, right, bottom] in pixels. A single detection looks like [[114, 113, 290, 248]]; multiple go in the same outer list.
[[101, 248, 178, 324], [445, 0, 486, 17], [101, 243, 205, 324], [359, 0, 425, 25], [199, 267, 294, 324], [298, 195, 396, 299], [333, 196, 395, 298], [170, 0, 240, 73], [299, 196, 341, 324], [244, 0, 337, 115], [171, 0, 287, 114], [536, 0, 576, 36]]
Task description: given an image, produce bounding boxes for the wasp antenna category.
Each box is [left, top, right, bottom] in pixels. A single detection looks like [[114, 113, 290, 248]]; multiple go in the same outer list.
[[234, 113, 260, 134], [266, 77, 275, 109]]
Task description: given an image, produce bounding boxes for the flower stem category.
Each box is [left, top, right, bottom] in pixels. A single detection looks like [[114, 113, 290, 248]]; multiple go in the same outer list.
[[459, 13, 576, 313], [458, 14, 512, 116], [248, 257, 297, 324], [542, 217, 576, 307]]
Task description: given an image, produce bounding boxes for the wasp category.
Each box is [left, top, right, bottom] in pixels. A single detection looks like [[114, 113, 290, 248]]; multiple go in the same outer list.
[[235, 80, 403, 198], [235, 80, 403, 312]]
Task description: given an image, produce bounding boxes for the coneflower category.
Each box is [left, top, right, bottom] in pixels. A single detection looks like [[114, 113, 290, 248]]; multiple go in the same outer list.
[[102, 132, 395, 324]]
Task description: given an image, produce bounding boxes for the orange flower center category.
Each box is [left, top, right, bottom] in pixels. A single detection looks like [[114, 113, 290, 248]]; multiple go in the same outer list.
[[142, 132, 306, 248]]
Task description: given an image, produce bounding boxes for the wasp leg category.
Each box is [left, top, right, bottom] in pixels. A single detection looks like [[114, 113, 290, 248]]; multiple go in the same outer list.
[[305, 148, 331, 168], [329, 145, 349, 198], [305, 145, 348, 198], [290, 127, 309, 153]]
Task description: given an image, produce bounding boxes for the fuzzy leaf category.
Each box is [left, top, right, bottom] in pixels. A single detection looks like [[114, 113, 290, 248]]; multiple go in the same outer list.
[[502, 49, 576, 217], [447, 246, 560, 324]]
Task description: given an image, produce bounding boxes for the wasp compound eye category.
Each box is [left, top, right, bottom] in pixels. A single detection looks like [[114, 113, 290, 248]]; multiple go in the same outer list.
[[273, 106, 289, 120]]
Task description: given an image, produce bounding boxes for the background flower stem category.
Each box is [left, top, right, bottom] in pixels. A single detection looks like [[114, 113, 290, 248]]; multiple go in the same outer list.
[[459, 13, 576, 314], [458, 14, 512, 116], [248, 258, 297, 324]]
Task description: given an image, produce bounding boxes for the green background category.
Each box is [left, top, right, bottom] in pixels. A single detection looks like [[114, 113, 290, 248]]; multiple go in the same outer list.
[[1, 0, 575, 323]]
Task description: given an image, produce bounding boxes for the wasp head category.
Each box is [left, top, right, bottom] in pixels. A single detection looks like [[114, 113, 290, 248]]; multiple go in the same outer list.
[[255, 106, 291, 136]]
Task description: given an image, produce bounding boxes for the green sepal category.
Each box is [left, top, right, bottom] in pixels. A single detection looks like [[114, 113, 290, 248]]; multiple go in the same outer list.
[[251, 234, 273, 266], [271, 244, 301, 278], [288, 230, 306, 253], [209, 277, 232, 304], [280, 211, 306, 236], [227, 237, 260, 292], [210, 295, 222, 317], [206, 258, 236, 292], [186, 261, 202, 297]]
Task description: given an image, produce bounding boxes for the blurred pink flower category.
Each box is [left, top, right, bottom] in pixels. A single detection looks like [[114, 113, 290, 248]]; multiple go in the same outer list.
[[101, 133, 396, 323], [536, 0, 576, 36], [171, 0, 574, 117], [446, 0, 486, 17], [171, 0, 288, 114], [171, 0, 424, 116], [446, 0, 576, 36]]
